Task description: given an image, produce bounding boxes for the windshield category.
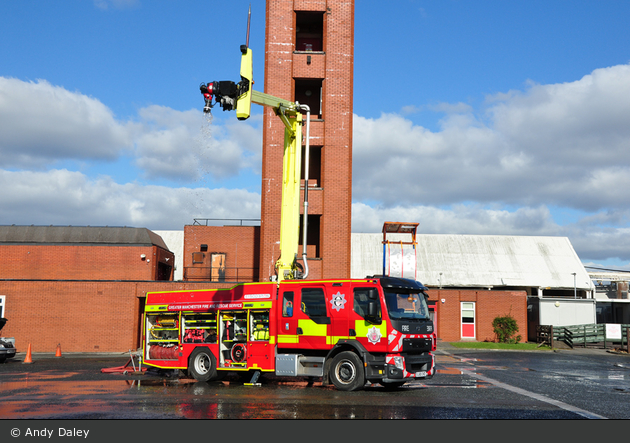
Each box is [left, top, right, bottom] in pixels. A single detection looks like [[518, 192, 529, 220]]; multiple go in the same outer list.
[[384, 291, 430, 321]]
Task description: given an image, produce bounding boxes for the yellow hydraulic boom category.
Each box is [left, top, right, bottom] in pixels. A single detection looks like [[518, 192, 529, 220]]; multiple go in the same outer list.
[[199, 19, 310, 283]]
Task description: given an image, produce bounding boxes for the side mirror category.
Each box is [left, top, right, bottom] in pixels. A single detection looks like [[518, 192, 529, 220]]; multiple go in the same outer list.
[[366, 301, 382, 325], [368, 301, 377, 317]]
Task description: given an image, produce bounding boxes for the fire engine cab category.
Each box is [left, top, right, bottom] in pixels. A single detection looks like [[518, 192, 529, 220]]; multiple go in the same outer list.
[[143, 276, 435, 391]]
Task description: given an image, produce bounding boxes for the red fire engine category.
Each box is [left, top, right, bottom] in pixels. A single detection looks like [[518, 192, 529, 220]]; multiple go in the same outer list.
[[143, 276, 435, 391], [142, 10, 436, 390]]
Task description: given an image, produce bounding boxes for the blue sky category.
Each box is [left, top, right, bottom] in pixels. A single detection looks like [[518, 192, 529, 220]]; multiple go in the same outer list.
[[1, 0, 630, 271]]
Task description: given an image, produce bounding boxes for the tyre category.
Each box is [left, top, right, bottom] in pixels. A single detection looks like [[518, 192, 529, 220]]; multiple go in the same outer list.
[[329, 351, 365, 391], [188, 347, 218, 382]]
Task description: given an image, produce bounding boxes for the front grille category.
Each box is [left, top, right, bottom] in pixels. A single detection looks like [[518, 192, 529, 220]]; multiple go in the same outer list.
[[402, 338, 432, 353]]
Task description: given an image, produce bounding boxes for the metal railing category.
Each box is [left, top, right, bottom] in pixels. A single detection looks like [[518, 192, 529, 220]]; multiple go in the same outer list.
[[192, 218, 261, 226], [537, 324, 630, 350], [183, 266, 259, 283]]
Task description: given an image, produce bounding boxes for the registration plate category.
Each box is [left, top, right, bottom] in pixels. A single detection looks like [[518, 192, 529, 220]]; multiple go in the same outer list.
[[415, 371, 427, 377]]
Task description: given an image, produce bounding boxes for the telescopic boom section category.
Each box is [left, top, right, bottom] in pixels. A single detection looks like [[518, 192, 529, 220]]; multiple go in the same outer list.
[[199, 44, 308, 283]]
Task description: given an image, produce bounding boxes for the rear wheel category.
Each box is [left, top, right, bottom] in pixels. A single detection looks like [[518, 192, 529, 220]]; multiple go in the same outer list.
[[330, 351, 365, 391], [188, 347, 217, 382]]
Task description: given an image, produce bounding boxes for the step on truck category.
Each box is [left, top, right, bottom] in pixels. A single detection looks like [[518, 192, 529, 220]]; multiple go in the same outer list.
[[142, 276, 435, 391]]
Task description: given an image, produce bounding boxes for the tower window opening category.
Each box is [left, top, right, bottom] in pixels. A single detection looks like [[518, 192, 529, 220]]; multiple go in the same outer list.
[[295, 11, 324, 52], [295, 79, 323, 118]]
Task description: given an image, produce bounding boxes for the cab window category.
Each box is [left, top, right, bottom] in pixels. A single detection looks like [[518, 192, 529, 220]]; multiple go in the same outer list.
[[353, 287, 382, 324], [282, 291, 294, 317], [301, 287, 327, 317]]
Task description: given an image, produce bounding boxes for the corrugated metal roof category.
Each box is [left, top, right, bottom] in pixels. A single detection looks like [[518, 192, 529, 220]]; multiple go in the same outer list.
[[351, 233, 594, 291], [0, 225, 170, 250]]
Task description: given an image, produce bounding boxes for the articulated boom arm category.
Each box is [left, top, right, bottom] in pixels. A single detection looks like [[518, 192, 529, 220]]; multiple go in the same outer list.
[[199, 44, 310, 283]]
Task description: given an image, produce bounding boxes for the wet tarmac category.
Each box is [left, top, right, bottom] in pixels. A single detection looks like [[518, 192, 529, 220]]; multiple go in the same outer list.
[[0, 344, 628, 420]]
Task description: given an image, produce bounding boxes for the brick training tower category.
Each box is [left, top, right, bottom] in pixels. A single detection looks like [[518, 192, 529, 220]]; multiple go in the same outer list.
[[260, 0, 354, 281]]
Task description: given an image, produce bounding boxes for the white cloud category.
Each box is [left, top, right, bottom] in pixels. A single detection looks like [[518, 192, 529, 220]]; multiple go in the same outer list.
[[134, 107, 262, 182], [352, 63, 630, 212], [351, 202, 558, 235], [0, 77, 262, 182], [0, 169, 260, 230], [0, 78, 133, 168]]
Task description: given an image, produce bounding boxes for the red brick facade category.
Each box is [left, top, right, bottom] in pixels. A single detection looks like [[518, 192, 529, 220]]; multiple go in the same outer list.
[[428, 289, 528, 342], [183, 225, 260, 283], [0, 245, 172, 281], [0, 281, 235, 354], [259, 0, 354, 281]]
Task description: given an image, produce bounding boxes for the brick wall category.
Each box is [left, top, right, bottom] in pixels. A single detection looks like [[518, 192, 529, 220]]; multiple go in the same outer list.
[[0, 280, 238, 354], [260, 0, 354, 281], [0, 245, 173, 281], [428, 289, 528, 342], [183, 225, 259, 282]]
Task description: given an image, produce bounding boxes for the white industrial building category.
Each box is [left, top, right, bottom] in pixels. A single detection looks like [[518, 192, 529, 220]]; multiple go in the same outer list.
[[351, 233, 604, 339]]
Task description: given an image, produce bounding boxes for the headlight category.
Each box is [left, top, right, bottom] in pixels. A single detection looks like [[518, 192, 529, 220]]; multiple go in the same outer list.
[[392, 356, 404, 370]]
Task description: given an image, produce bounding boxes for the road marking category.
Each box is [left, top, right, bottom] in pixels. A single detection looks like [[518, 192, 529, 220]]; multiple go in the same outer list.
[[458, 368, 607, 419]]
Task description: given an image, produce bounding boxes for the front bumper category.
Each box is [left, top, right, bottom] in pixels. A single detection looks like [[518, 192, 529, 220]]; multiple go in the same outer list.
[[0, 338, 16, 360], [0, 347, 16, 359], [383, 352, 434, 382]]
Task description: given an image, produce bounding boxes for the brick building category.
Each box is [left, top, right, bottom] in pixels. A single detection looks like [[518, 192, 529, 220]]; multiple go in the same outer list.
[[0, 226, 177, 353], [0, 226, 174, 281], [182, 224, 260, 283]]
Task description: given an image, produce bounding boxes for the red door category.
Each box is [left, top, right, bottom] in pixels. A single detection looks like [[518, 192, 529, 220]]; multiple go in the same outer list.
[[461, 302, 475, 339]]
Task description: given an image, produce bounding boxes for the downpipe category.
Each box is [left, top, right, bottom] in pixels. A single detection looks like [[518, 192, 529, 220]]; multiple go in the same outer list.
[[298, 103, 310, 279]]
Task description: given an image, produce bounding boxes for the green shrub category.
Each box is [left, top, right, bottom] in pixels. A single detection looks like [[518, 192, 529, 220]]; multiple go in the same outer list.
[[492, 314, 521, 344]]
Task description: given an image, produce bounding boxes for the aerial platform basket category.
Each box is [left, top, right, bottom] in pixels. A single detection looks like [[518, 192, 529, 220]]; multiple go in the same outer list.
[[382, 222, 419, 280]]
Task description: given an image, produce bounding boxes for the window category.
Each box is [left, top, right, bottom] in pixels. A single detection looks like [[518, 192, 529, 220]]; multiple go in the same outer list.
[[0, 296, 5, 318], [301, 287, 327, 317], [301, 145, 321, 187], [192, 252, 204, 264], [282, 291, 294, 317], [295, 11, 324, 52], [298, 214, 320, 258], [295, 79, 323, 118], [384, 291, 431, 321], [354, 288, 381, 324]]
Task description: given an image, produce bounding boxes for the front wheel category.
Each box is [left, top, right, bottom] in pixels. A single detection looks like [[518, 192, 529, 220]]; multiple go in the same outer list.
[[188, 347, 217, 382], [329, 351, 365, 391]]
